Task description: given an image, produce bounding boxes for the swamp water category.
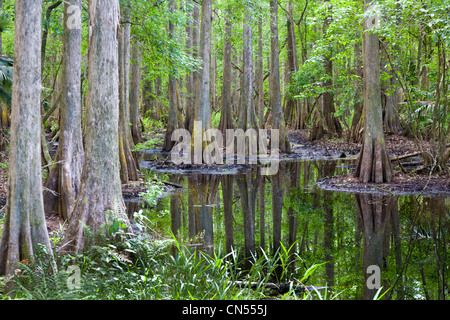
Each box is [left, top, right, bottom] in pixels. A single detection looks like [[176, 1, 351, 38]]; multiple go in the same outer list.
[[126, 152, 449, 300]]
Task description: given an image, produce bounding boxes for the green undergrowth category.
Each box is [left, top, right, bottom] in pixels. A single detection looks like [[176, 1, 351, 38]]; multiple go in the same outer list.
[[0, 214, 333, 300]]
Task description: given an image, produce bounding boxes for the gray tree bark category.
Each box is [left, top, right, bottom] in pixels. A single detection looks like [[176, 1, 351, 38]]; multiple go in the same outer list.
[[61, 0, 128, 254], [239, 8, 258, 133], [130, 42, 143, 145], [163, 0, 178, 152], [257, 16, 265, 129], [218, 8, 234, 134], [118, 13, 139, 183], [194, 0, 212, 132], [269, 0, 291, 153], [184, 3, 200, 133], [0, 0, 53, 276], [354, 0, 392, 183]]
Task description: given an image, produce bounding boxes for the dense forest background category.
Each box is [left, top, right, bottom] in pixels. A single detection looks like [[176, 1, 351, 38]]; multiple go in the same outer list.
[[0, 0, 447, 161]]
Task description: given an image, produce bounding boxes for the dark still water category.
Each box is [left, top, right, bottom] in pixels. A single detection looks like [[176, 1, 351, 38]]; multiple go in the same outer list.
[[127, 158, 449, 300]]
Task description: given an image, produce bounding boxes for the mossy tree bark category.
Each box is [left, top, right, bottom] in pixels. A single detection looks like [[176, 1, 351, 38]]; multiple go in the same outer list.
[[61, 0, 128, 254], [0, 0, 53, 276], [322, 1, 342, 137], [354, 0, 392, 183], [44, 0, 84, 221]]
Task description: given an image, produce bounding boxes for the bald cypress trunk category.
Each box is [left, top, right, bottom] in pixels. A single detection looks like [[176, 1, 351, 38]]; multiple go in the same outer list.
[[354, 0, 392, 183], [118, 13, 139, 183], [218, 8, 234, 134], [238, 8, 258, 134], [257, 17, 265, 129], [44, 0, 84, 220], [130, 43, 143, 145], [61, 0, 128, 254], [322, 1, 342, 137], [184, 4, 200, 133], [193, 0, 212, 134], [163, 0, 178, 152], [269, 0, 291, 153], [0, 0, 53, 276]]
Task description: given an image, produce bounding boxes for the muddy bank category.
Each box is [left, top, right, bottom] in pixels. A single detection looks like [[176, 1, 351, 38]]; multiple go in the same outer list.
[[288, 129, 427, 159], [140, 129, 448, 196], [288, 129, 448, 196]]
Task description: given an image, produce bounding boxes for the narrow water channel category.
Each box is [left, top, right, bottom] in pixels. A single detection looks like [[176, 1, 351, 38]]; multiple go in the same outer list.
[[127, 154, 449, 300]]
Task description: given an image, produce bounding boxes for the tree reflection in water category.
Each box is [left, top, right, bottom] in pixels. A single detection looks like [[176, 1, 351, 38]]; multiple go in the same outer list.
[[130, 159, 449, 300]]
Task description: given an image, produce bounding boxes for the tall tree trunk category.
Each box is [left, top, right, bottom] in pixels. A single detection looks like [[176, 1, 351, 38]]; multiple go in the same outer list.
[[238, 8, 258, 134], [142, 75, 153, 117], [118, 25, 139, 183], [350, 43, 363, 143], [40, 1, 63, 169], [130, 42, 143, 145], [0, 0, 3, 54], [184, 3, 200, 133], [218, 8, 234, 134], [320, 0, 342, 138], [193, 0, 212, 134], [383, 42, 401, 134], [284, 0, 299, 128], [432, 38, 449, 172], [257, 16, 265, 129], [184, 6, 194, 132], [163, 0, 178, 152], [44, 0, 84, 221], [61, 0, 128, 254], [354, 0, 392, 183], [0, 0, 53, 276], [269, 0, 291, 153]]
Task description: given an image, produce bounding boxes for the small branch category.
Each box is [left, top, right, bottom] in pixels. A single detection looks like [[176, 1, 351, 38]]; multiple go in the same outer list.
[[151, 177, 183, 188]]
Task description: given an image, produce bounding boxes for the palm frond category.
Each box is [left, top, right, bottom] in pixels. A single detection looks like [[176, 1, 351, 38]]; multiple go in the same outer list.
[[0, 57, 13, 107]]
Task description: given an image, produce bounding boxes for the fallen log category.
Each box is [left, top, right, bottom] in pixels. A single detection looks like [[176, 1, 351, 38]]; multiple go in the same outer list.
[[151, 177, 184, 188], [390, 151, 423, 162]]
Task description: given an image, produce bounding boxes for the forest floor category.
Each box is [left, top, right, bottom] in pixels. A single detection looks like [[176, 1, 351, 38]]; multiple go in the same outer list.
[[141, 128, 449, 196], [288, 129, 450, 196]]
